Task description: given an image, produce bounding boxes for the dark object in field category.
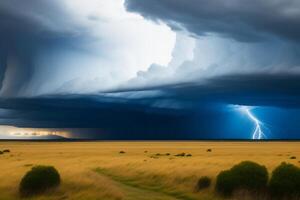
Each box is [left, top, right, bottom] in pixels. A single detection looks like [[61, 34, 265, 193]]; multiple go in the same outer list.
[[154, 153, 170, 156], [0, 151, 3, 155], [19, 165, 61, 197], [269, 162, 300, 198], [207, 149, 212, 152], [216, 161, 268, 197], [196, 176, 211, 190], [119, 151, 126, 154], [175, 153, 186, 157], [3, 149, 10, 153], [290, 156, 296, 159], [186, 154, 192, 157], [150, 155, 159, 159], [144, 151, 148, 153]]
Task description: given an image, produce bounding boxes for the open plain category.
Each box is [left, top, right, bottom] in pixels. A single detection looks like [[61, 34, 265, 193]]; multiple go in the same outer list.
[[0, 141, 299, 200]]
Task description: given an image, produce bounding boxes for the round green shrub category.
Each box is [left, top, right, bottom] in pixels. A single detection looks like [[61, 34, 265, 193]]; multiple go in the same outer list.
[[19, 165, 61, 196], [216, 170, 236, 196], [230, 161, 268, 190], [216, 161, 268, 196], [197, 176, 211, 190], [269, 162, 300, 198]]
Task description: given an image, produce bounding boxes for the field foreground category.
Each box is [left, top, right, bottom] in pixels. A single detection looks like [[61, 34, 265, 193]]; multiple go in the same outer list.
[[0, 141, 299, 200]]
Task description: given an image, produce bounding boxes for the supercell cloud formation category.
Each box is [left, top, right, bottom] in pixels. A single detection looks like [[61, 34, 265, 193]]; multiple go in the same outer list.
[[0, 0, 300, 139], [0, 0, 175, 96]]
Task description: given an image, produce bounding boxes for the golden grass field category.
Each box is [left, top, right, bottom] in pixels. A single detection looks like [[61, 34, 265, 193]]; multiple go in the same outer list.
[[0, 141, 299, 200]]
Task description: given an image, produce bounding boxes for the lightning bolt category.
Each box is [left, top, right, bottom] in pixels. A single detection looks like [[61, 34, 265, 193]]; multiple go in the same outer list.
[[239, 106, 267, 140]]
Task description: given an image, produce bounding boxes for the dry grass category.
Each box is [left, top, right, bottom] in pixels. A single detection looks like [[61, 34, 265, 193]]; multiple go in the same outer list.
[[0, 141, 299, 200]]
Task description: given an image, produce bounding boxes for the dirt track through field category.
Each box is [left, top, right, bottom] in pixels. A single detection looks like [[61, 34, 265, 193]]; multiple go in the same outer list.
[[95, 169, 180, 200]]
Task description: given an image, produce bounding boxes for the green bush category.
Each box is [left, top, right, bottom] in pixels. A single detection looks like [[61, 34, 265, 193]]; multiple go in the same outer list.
[[269, 162, 300, 198], [19, 166, 61, 196], [197, 176, 211, 191], [216, 161, 268, 196], [216, 170, 237, 196]]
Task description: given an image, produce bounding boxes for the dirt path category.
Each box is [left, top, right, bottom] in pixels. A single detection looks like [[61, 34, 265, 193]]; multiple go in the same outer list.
[[94, 169, 186, 200]]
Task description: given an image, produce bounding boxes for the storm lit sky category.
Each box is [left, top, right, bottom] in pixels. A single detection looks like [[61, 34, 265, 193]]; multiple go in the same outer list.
[[1, 0, 300, 139]]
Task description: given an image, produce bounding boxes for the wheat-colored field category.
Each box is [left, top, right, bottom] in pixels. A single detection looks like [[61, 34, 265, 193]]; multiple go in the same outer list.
[[0, 141, 299, 200]]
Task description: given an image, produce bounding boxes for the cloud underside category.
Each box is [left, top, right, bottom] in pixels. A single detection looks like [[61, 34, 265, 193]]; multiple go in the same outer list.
[[1, 73, 300, 130]]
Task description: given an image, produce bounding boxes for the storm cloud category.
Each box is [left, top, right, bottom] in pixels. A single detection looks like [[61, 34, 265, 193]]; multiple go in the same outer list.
[[1, 0, 300, 139], [0, 0, 175, 97], [0, 0, 85, 96], [125, 0, 300, 42], [1, 72, 300, 139]]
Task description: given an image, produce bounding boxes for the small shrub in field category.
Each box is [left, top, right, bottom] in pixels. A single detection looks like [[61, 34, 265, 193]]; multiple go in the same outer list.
[[0, 151, 3, 155], [269, 162, 300, 198], [215, 161, 268, 196], [186, 154, 192, 157], [175, 153, 185, 157], [207, 149, 212, 152], [119, 151, 125, 154], [19, 166, 61, 196], [197, 176, 211, 191], [3, 149, 10, 153], [290, 156, 296, 159]]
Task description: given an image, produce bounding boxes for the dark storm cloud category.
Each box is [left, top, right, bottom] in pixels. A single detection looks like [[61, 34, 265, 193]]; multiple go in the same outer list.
[[0, 0, 71, 34], [1, 72, 300, 139], [163, 73, 300, 107], [1, 0, 300, 139], [125, 0, 300, 42], [0, 95, 197, 139], [106, 72, 300, 108], [0, 0, 88, 96]]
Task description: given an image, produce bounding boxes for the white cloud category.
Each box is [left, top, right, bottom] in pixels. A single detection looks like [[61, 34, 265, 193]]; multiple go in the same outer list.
[[33, 0, 176, 95], [119, 33, 300, 91], [0, 0, 176, 96]]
